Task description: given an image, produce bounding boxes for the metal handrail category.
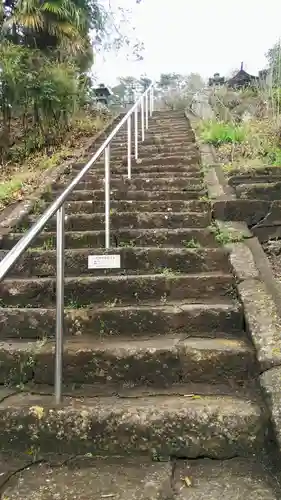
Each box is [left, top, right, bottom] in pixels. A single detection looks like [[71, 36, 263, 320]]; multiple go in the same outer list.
[[0, 82, 155, 403]]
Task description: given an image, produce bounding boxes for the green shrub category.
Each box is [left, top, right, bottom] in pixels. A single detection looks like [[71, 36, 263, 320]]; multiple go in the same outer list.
[[199, 120, 248, 146]]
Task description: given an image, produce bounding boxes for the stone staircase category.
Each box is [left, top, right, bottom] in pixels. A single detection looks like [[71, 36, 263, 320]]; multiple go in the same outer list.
[[0, 110, 269, 460], [219, 166, 281, 242]]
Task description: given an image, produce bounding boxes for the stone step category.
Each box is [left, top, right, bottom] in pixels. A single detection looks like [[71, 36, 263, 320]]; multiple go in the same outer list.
[[2, 456, 278, 499], [229, 174, 281, 186], [152, 110, 186, 117], [109, 132, 196, 144], [110, 134, 195, 146], [0, 300, 243, 339], [1, 228, 218, 250], [22, 211, 210, 232], [107, 139, 199, 150], [57, 177, 204, 192], [142, 129, 193, 137], [60, 199, 208, 214], [173, 458, 278, 498], [102, 146, 199, 160], [3, 247, 229, 278], [236, 182, 281, 201], [77, 170, 203, 183], [71, 163, 201, 175], [124, 154, 200, 167], [76, 152, 200, 170], [0, 386, 266, 458], [89, 141, 198, 153], [0, 336, 256, 387], [48, 188, 206, 202], [0, 273, 235, 308]]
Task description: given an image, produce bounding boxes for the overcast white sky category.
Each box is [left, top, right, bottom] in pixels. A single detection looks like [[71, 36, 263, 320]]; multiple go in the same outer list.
[[94, 0, 281, 85]]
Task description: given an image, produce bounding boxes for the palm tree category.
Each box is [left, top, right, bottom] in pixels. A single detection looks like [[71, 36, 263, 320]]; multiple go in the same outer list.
[[1, 0, 89, 53]]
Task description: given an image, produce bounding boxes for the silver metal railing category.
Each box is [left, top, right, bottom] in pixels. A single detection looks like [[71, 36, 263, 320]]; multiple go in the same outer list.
[[0, 83, 155, 404]]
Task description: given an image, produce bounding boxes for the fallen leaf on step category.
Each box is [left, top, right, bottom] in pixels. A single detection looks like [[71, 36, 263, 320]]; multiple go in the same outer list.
[[184, 394, 201, 399], [184, 476, 192, 487]]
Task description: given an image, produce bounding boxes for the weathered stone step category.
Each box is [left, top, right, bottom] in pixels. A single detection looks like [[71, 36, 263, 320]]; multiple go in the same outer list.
[[102, 146, 199, 160], [0, 273, 235, 307], [71, 163, 201, 175], [0, 388, 266, 458], [22, 211, 209, 232], [0, 336, 256, 387], [108, 132, 196, 145], [173, 458, 278, 498], [3, 247, 228, 278], [68, 177, 204, 192], [49, 188, 206, 202], [75, 152, 200, 171], [0, 300, 243, 339], [61, 199, 208, 214], [142, 131, 194, 140], [229, 174, 281, 186], [3, 456, 278, 499], [1, 228, 217, 250], [110, 135, 195, 146], [91, 141, 198, 153], [124, 154, 200, 167], [77, 170, 203, 183], [108, 138, 199, 150], [228, 165, 281, 176], [236, 182, 281, 200], [142, 123, 190, 131], [152, 110, 186, 117]]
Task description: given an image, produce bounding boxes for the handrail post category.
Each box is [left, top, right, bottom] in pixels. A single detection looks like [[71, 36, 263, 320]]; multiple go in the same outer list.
[[145, 91, 149, 130], [134, 106, 138, 160], [141, 95, 145, 141], [127, 115, 132, 180], [55, 203, 65, 405], [105, 145, 110, 249], [150, 87, 154, 116]]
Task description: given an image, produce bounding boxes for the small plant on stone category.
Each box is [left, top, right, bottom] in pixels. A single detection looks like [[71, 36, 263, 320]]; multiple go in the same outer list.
[[17, 219, 30, 233], [198, 195, 209, 202], [5, 337, 47, 389], [65, 296, 85, 309], [210, 223, 244, 245], [42, 237, 55, 250], [31, 199, 45, 215], [118, 240, 136, 248], [159, 267, 179, 277], [182, 238, 201, 248]]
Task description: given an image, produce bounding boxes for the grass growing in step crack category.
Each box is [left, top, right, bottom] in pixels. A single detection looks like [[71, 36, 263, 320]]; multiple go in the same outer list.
[[31, 198, 45, 215], [5, 337, 47, 389], [198, 195, 209, 202], [99, 319, 106, 336], [104, 298, 120, 308], [65, 296, 87, 309], [33, 237, 55, 251], [34, 237, 55, 251], [158, 267, 180, 277], [182, 238, 201, 248], [160, 293, 168, 304], [118, 240, 136, 248], [16, 219, 30, 233], [210, 222, 245, 245]]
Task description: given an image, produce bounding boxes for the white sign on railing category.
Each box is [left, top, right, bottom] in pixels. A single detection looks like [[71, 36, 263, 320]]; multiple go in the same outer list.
[[88, 254, 121, 269]]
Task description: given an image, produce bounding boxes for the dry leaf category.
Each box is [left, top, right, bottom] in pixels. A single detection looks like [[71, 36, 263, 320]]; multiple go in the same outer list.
[[184, 476, 192, 487], [184, 394, 201, 399]]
